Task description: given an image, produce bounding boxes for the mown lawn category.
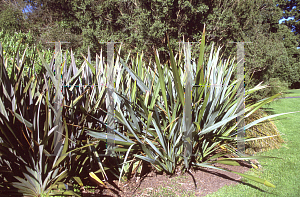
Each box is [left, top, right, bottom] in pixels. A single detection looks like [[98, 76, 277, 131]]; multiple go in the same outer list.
[[205, 89, 300, 197]]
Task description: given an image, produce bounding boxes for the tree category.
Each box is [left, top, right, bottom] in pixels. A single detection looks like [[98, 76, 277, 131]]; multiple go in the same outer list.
[[276, 0, 300, 47], [24, 0, 210, 63], [3, 0, 299, 93], [0, 0, 28, 33]]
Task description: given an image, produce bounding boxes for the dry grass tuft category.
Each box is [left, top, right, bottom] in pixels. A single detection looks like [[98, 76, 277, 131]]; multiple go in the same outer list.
[[245, 108, 284, 155]]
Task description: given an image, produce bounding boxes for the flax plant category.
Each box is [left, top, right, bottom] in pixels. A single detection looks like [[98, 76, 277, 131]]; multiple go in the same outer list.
[[1, 26, 299, 194], [0, 42, 85, 196], [104, 26, 300, 188], [0, 41, 119, 195]]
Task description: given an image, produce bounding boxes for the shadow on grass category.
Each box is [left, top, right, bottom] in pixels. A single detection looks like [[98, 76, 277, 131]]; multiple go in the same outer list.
[[198, 168, 275, 195], [260, 107, 276, 115]]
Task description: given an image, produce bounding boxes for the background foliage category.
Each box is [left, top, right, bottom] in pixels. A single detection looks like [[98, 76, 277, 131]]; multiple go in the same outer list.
[[1, 0, 299, 102]]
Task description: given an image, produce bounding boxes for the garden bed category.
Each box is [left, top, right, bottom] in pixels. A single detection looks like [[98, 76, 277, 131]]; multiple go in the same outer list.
[[78, 159, 256, 196]]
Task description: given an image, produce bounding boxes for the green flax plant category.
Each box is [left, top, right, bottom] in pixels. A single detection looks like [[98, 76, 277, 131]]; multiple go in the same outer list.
[[1, 28, 298, 194], [0, 41, 124, 195], [0, 30, 53, 76], [84, 47, 146, 182], [66, 46, 139, 185], [102, 27, 300, 188], [34, 45, 134, 190], [0, 35, 159, 194], [0, 30, 81, 77], [41, 44, 140, 189], [0, 42, 84, 195]]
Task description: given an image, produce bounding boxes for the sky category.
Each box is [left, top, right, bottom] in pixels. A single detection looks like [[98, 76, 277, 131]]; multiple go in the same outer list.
[[279, 17, 295, 24], [278, 4, 298, 26]]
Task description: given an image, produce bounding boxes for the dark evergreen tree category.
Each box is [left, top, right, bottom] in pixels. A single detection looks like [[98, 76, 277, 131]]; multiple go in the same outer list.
[[276, 0, 300, 47], [3, 0, 300, 95], [0, 0, 28, 33]]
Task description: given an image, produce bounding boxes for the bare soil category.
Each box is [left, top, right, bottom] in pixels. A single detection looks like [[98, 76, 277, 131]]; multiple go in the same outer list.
[[79, 159, 264, 197]]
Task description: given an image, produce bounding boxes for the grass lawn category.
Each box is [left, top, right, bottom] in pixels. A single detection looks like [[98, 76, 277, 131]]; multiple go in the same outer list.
[[281, 89, 300, 98], [205, 88, 300, 197]]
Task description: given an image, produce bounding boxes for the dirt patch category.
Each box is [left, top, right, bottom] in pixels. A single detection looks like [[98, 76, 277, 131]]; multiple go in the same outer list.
[[80, 160, 264, 197]]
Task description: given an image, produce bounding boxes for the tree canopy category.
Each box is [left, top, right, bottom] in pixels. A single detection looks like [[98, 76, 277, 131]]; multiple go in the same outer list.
[[276, 0, 300, 47]]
